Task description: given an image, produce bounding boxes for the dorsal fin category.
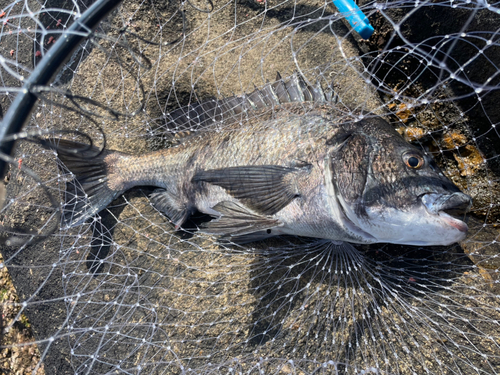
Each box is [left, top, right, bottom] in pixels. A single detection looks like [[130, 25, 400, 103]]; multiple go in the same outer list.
[[163, 72, 333, 138]]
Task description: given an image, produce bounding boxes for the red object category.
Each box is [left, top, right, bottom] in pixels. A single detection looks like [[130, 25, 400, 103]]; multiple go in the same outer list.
[[35, 50, 42, 57], [0, 11, 5, 18], [56, 19, 62, 27], [9, 49, 14, 56]]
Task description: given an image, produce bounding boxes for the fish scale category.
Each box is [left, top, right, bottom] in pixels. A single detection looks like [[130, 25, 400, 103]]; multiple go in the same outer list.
[[51, 73, 471, 246]]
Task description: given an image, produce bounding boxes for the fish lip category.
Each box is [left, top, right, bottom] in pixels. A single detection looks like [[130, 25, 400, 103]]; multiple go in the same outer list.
[[437, 211, 468, 233], [421, 192, 472, 233]]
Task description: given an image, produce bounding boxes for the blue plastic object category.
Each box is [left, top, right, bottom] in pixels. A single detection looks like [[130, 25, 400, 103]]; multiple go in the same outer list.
[[332, 0, 374, 39]]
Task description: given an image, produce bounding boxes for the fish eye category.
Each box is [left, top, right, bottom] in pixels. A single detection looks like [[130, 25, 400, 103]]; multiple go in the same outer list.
[[403, 152, 425, 169]]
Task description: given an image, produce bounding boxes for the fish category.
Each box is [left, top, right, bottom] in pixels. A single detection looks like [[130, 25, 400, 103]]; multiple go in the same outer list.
[[52, 72, 472, 246]]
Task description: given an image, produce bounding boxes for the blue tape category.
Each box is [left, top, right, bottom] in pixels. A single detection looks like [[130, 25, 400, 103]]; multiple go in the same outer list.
[[332, 0, 374, 39]]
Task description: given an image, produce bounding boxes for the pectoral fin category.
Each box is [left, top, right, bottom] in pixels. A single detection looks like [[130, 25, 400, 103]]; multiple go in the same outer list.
[[203, 201, 281, 239], [193, 165, 302, 215]]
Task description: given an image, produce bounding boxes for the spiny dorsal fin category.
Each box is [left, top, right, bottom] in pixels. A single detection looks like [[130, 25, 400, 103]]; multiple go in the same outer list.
[[164, 72, 331, 137], [271, 71, 291, 103], [284, 72, 305, 102]]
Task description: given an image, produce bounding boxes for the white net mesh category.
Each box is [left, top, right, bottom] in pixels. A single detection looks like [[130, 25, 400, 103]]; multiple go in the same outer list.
[[0, 0, 499, 374]]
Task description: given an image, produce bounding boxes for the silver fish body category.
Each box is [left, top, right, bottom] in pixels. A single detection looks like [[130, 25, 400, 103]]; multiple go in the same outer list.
[[54, 74, 471, 246]]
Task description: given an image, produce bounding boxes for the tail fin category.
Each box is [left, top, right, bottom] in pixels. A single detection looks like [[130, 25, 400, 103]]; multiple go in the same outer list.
[[53, 140, 123, 228]]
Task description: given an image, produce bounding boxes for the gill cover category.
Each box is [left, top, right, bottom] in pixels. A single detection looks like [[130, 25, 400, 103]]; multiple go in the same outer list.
[[326, 116, 471, 246], [328, 127, 370, 218]]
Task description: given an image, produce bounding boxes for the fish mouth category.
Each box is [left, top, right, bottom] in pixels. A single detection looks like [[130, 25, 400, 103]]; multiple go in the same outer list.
[[421, 192, 472, 233]]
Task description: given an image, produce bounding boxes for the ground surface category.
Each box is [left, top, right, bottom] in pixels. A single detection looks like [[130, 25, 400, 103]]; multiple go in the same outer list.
[[0, 0, 499, 374]]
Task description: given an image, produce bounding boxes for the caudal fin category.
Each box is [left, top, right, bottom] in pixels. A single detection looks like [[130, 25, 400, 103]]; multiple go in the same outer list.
[[53, 140, 122, 228]]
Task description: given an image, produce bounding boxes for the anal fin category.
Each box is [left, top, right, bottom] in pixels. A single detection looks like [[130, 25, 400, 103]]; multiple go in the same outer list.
[[149, 189, 191, 229]]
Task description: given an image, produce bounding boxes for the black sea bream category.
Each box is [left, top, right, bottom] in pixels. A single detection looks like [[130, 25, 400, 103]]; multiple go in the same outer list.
[[53, 73, 471, 246]]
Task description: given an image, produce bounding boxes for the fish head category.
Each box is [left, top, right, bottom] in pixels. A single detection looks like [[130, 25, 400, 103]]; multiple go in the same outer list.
[[329, 116, 472, 246]]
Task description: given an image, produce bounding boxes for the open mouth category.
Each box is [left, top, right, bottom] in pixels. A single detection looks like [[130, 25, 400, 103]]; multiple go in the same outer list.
[[422, 192, 472, 233], [437, 211, 468, 232]]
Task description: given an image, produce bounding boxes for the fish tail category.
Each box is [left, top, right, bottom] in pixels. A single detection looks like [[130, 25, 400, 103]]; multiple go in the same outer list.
[[53, 139, 126, 228]]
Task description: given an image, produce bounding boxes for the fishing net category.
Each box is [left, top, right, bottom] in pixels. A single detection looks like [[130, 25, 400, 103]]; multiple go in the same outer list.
[[0, 0, 499, 374]]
